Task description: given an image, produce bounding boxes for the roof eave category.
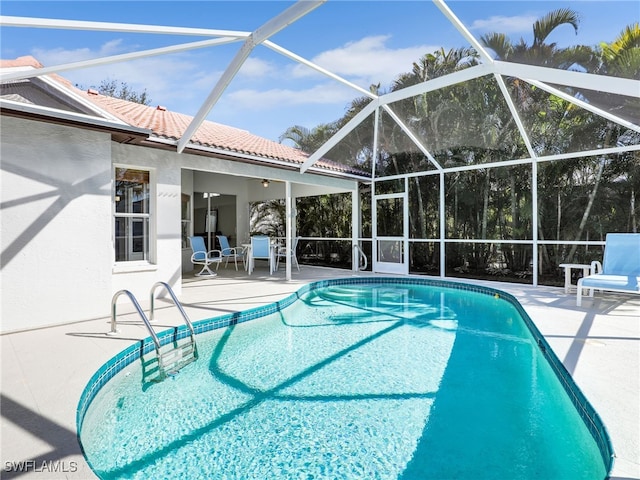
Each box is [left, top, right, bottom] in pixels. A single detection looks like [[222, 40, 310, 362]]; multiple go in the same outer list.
[[0, 99, 151, 143], [147, 136, 370, 181]]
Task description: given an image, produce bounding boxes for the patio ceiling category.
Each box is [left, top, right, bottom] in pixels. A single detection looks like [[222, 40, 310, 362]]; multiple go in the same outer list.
[[1, 0, 638, 178]]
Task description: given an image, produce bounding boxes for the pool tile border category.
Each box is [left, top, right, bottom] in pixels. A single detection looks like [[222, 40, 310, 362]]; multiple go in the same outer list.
[[76, 277, 614, 475]]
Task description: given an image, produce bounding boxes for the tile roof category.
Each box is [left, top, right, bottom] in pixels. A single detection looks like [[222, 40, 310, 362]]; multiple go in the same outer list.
[[83, 92, 309, 164], [1, 56, 45, 69], [1, 56, 365, 178]]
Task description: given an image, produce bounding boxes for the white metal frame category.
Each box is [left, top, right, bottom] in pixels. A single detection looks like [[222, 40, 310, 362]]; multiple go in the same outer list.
[[372, 177, 409, 275], [2, 0, 639, 285]]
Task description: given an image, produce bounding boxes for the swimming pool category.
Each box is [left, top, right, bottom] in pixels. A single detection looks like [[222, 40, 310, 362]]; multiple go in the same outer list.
[[77, 278, 613, 479]]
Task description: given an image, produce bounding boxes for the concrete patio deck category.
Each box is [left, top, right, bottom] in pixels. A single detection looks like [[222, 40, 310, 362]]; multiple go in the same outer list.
[[2, 265, 639, 479]]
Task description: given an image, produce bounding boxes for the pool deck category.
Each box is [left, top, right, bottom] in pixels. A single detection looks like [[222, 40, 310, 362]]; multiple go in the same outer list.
[[1, 266, 639, 479]]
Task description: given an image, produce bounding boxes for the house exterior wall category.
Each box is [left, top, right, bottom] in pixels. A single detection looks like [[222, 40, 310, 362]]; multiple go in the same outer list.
[[0, 119, 186, 333], [1, 116, 114, 332]]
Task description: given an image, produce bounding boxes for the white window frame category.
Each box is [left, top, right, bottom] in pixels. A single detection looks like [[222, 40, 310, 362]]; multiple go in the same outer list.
[[181, 193, 192, 250], [113, 165, 156, 267]]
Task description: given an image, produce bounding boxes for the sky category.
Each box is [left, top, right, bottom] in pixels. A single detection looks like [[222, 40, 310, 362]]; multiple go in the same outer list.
[[1, 1, 638, 142]]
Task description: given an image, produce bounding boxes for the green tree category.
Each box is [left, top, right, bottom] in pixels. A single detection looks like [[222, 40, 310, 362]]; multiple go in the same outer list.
[[93, 79, 152, 105], [279, 123, 338, 152], [279, 105, 367, 264], [481, 8, 596, 70], [598, 23, 640, 79], [277, 11, 637, 277], [249, 200, 285, 237]]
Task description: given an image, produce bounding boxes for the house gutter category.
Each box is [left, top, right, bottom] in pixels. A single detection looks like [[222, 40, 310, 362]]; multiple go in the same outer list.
[[0, 99, 151, 141]]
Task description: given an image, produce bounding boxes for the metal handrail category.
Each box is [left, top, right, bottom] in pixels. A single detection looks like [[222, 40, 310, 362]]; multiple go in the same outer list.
[[149, 281, 196, 341], [110, 290, 161, 354], [353, 244, 368, 271]]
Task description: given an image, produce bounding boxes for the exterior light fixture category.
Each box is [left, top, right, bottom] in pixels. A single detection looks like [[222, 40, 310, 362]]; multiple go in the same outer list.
[[262, 179, 270, 188]]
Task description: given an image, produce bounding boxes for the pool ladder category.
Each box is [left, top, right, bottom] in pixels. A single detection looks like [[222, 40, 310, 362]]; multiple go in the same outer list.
[[110, 282, 198, 382], [353, 244, 368, 271]]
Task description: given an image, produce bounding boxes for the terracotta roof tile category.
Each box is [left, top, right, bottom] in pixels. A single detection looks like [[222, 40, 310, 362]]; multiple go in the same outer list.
[[79, 93, 309, 162], [1, 56, 44, 69], [1, 56, 366, 177]]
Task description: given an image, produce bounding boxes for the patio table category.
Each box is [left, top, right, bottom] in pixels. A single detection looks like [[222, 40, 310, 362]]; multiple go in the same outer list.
[[559, 263, 592, 294]]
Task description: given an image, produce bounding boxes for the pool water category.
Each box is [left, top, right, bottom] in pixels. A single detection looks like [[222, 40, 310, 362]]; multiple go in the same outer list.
[[79, 282, 608, 479]]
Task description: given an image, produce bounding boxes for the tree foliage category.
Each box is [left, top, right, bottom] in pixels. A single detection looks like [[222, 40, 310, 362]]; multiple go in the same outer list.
[[257, 12, 639, 283], [93, 79, 152, 105]]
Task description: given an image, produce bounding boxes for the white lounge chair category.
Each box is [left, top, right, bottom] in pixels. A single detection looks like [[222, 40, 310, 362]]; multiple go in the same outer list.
[[576, 233, 640, 306], [188, 236, 222, 277]]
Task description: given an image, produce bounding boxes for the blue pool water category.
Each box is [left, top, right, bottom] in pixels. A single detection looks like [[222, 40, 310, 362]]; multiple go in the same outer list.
[[78, 279, 611, 479]]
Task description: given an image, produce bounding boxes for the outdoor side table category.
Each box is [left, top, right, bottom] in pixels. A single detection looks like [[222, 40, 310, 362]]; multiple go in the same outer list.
[[559, 263, 592, 294]]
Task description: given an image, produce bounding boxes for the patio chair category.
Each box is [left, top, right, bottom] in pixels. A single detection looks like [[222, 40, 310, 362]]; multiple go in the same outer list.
[[248, 235, 274, 275], [216, 235, 245, 270], [276, 236, 300, 271], [188, 236, 222, 277], [576, 233, 640, 306]]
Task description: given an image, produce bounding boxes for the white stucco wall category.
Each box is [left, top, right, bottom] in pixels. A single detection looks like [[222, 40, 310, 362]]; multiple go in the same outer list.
[[1, 116, 113, 332]]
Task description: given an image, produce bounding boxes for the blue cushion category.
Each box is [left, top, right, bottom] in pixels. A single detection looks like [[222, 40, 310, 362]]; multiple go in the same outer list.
[[581, 274, 640, 292], [602, 234, 640, 276]]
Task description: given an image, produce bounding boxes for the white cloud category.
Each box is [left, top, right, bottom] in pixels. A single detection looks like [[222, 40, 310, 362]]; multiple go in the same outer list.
[[28, 41, 217, 111], [237, 56, 277, 79], [225, 82, 356, 111], [470, 15, 537, 34], [32, 39, 126, 66], [28, 34, 441, 116], [24, 34, 444, 138], [292, 35, 441, 87]]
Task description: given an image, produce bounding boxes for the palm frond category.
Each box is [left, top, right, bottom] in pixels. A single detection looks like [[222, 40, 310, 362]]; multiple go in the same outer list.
[[533, 8, 580, 46], [480, 32, 512, 60]]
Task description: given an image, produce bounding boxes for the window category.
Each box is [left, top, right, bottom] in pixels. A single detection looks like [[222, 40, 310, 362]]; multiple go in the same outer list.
[[114, 167, 151, 262], [181, 193, 191, 248]]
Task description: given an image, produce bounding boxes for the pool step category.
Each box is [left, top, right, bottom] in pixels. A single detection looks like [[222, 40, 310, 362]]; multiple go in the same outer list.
[[142, 340, 198, 385], [160, 341, 198, 373]]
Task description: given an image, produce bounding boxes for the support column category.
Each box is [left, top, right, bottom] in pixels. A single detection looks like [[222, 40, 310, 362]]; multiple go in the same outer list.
[[352, 186, 361, 272], [285, 180, 292, 281]]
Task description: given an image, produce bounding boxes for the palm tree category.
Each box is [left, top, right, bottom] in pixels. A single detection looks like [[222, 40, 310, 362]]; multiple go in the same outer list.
[[562, 23, 640, 258], [278, 120, 359, 261], [481, 8, 601, 268], [249, 200, 285, 237], [598, 22, 640, 79], [481, 8, 595, 70], [278, 122, 339, 153], [594, 23, 640, 235], [383, 48, 480, 252], [493, 16, 640, 265]]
